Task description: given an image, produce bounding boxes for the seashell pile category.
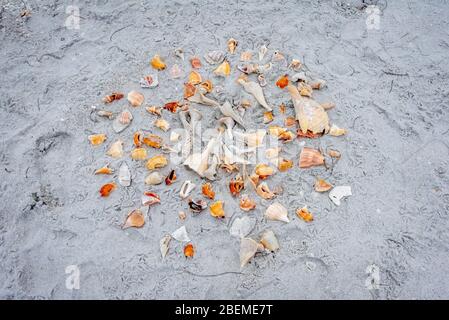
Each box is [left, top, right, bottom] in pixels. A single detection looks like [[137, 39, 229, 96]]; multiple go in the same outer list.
[[89, 37, 351, 268]]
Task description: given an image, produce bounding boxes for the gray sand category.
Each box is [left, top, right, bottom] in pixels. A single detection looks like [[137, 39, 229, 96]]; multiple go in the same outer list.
[[1, 0, 449, 299]]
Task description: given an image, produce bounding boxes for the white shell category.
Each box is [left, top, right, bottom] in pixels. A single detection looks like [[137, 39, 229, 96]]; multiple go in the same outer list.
[[106, 139, 124, 158], [171, 225, 190, 242], [170, 131, 180, 142], [329, 186, 352, 206], [291, 72, 307, 83], [174, 48, 184, 60], [160, 234, 171, 258], [179, 180, 196, 199], [230, 216, 255, 238], [258, 44, 268, 61], [204, 50, 225, 65], [238, 79, 271, 111], [118, 162, 131, 187], [139, 74, 159, 88], [265, 202, 289, 223], [144, 171, 164, 185], [260, 229, 280, 252], [113, 109, 133, 133], [219, 101, 245, 128], [169, 64, 182, 79], [240, 238, 259, 268]]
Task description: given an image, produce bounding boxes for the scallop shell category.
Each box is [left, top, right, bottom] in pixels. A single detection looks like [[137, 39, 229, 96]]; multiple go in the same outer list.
[[210, 200, 225, 218], [227, 38, 238, 54], [256, 182, 275, 200], [150, 54, 166, 70], [265, 202, 289, 222], [106, 140, 123, 158], [230, 216, 255, 238], [141, 191, 161, 206], [131, 147, 147, 160], [179, 180, 196, 199], [113, 109, 133, 133], [299, 147, 324, 168], [260, 230, 280, 252], [145, 171, 164, 185], [154, 118, 170, 132], [240, 238, 259, 268], [314, 178, 332, 192], [203, 50, 225, 65], [146, 155, 168, 170], [118, 162, 131, 187], [127, 90, 144, 107], [296, 206, 313, 222], [160, 234, 171, 258], [171, 225, 190, 242], [329, 186, 352, 206], [122, 209, 145, 229], [140, 74, 159, 88], [88, 134, 106, 146], [214, 60, 231, 77]]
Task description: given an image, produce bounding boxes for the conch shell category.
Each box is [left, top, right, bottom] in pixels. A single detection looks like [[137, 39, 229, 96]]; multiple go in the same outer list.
[[106, 140, 123, 158], [239, 194, 256, 211], [145, 171, 164, 185], [88, 134, 106, 146], [113, 109, 133, 133], [240, 238, 260, 268], [238, 78, 271, 111], [141, 191, 161, 206], [179, 180, 196, 199], [127, 91, 144, 107], [314, 178, 332, 192], [146, 155, 168, 170], [188, 86, 220, 107], [260, 230, 280, 251], [201, 182, 215, 200], [265, 202, 289, 223], [288, 84, 329, 134], [299, 147, 324, 168], [256, 182, 275, 200], [227, 38, 238, 54], [122, 209, 145, 229], [210, 200, 225, 218], [219, 101, 245, 128], [150, 54, 166, 70], [214, 60, 231, 77]]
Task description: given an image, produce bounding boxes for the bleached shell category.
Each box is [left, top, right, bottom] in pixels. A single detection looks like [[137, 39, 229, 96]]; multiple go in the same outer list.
[[118, 162, 131, 187], [179, 180, 196, 199], [170, 131, 180, 142], [204, 50, 225, 65], [265, 147, 281, 159], [154, 118, 170, 132], [145, 171, 164, 185], [106, 140, 123, 158], [291, 72, 308, 82], [328, 124, 346, 137], [260, 229, 280, 252], [265, 202, 289, 223], [160, 234, 171, 258], [230, 216, 256, 238], [258, 44, 268, 61], [113, 109, 133, 133], [329, 186, 352, 206], [240, 238, 259, 268], [171, 225, 191, 242]]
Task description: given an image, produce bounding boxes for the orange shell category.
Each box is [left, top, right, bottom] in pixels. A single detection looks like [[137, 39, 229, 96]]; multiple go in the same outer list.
[[210, 200, 225, 218], [263, 111, 274, 124], [229, 176, 244, 196], [131, 148, 147, 160], [188, 70, 202, 85], [150, 54, 166, 70], [299, 147, 324, 168], [284, 116, 296, 127], [133, 131, 142, 147], [276, 75, 289, 89], [314, 178, 332, 192], [279, 130, 295, 143], [214, 60, 231, 77], [184, 243, 195, 258], [122, 209, 145, 229], [95, 165, 113, 175], [88, 134, 106, 146], [239, 195, 256, 211], [142, 134, 163, 149], [99, 182, 116, 197], [102, 92, 124, 104], [145, 106, 162, 116], [164, 101, 180, 113], [146, 155, 168, 170], [255, 164, 274, 180], [202, 183, 215, 200], [184, 83, 197, 99], [200, 80, 213, 93], [190, 56, 202, 69], [278, 159, 293, 172], [296, 207, 313, 222]]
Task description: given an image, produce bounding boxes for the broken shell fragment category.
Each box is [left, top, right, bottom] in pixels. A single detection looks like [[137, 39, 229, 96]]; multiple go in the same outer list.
[[154, 118, 170, 132], [329, 186, 352, 206], [190, 56, 202, 69], [88, 134, 106, 146], [298, 82, 313, 97], [179, 180, 196, 199], [102, 92, 124, 104], [278, 158, 293, 172], [179, 211, 186, 220], [95, 165, 113, 175], [285, 116, 296, 127], [314, 178, 332, 192], [229, 175, 245, 196], [240, 51, 252, 62], [184, 82, 196, 99], [122, 209, 145, 229], [227, 38, 238, 54], [145, 171, 164, 185], [258, 74, 267, 87], [188, 70, 202, 85], [127, 90, 144, 107], [113, 109, 133, 133], [258, 44, 268, 61], [142, 134, 163, 149], [204, 50, 224, 65], [200, 80, 213, 93], [310, 79, 326, 90], [263, 111, 274, 124], [328, 149, 341, 159], [256, 182, 275, 200], [140, 74, 159, 88], [160, 234, 171, 258], [172, 225, 190, 242], [133, 131, 142, 147], [279, 103, 286, 114], [169, 64, 182, 79], [165, 169, 177, 185], [299, 147, 325, 168], [239, 194, 256, 211], [188, 198, 207, 214], [96, 110, 114, 119], [201, 182, 215, 200], [265, 147, 281, 159], [255, 164, 274, 180], [99, 182, 116, 197], [170, 131, 180, 142], [276, 74, 289, 89], [265, 202, 289, 223], [141, 191, 161, 206], [260, 230, 280, 252], [214, 60, 231, 77], [289, 59, 302, 71], [321, 102, 335, 110], [174, 48, 184, 60], [106, 140, 124, 158], [164, 101, 180, 113], [118, 162, 131, 187], [145, 106, 162, 116], [230, 216, 255, 238], [184, 243, 195, 258], [240, 238, 259, 268], [210, 200, 225, 218], [150, 54, 166, 70], [146, 155, 168, 170], [328, 124, 347, 137], [296, 206, 314, 222], [279, 130, 295, 143]]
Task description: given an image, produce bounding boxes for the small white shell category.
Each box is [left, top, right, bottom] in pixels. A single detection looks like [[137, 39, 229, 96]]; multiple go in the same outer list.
[[118, 162, 131, 187], [329, 186, 352, 206], [230, 216, 255, 238], [179, 180, 196, 199], [170, 131, 180, 142], [265, 202, 289, 223], [171, 225, 190, 242], [160, 234, 171, 258], [113, 109, 133, 133], [204, 50, 225, 65], [240, 238, 259, 268], [260, 229, 280, 252], [259, 44, 268, 61], [144, 171, 164, 185]]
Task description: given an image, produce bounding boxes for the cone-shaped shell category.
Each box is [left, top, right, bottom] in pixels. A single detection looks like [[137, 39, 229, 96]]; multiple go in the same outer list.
[[240, 238, 258, 268], [265, 202, 289, 223]]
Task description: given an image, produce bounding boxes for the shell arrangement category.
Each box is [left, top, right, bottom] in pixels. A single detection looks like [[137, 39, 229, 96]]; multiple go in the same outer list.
[[90, 39, 352, 268]]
